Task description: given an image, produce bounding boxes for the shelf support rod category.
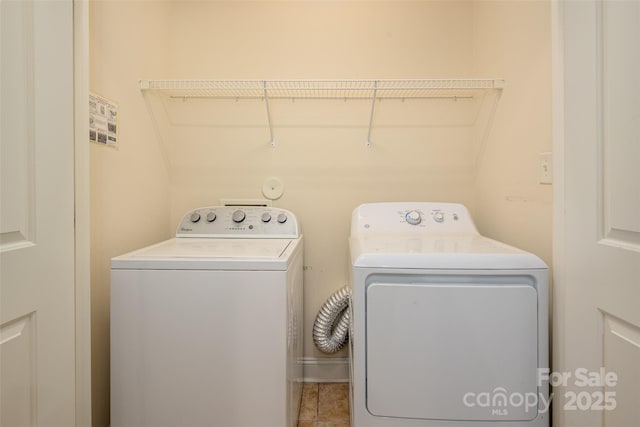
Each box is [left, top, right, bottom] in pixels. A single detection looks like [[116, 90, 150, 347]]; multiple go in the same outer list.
[[263, 81, 275, 147], [365, 80, 378, 147]]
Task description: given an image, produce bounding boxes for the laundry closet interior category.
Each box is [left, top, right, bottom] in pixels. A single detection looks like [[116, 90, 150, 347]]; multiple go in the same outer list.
[[89, 2, 552, 426]]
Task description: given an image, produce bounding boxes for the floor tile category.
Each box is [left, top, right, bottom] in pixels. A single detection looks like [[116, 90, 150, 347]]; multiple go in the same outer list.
[[299, 383, 319, 421], [317, 383, 350, 422], [315, 422, 350, 427]]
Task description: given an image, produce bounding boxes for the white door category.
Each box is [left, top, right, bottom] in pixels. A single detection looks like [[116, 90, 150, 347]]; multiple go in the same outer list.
[[1, 1, 76, 426], [555, 1, 640, 426]]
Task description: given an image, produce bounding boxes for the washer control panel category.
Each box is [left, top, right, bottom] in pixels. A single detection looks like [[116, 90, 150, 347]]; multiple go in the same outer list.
[[176, 206, 299, 238], [351, 202, 478, 235]]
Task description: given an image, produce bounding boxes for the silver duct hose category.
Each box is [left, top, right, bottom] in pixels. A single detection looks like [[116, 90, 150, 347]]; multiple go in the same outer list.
[[313, 286, 351, 354]]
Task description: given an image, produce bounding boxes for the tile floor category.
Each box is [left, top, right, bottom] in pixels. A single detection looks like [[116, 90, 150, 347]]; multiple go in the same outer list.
[[298, 382, 350, 427]]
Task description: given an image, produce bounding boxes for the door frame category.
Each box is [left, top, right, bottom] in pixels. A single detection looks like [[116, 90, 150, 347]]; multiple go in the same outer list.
[[551, 0, 566, 425], [74, 0, 92, 425]]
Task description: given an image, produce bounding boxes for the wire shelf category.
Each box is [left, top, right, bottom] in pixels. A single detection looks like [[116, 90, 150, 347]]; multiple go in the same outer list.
[[140, 79, 504, 100], [139, 79, 504, 146]]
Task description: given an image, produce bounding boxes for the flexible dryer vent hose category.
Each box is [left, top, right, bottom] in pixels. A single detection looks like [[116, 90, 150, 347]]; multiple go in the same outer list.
[[313, 286, 352, 354]]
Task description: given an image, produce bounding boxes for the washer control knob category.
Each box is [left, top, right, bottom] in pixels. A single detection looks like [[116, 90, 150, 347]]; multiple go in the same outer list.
[[190, 212, 201, 223], [232, 210, 246, 223], [405, 210, 422, 225], [261, 212, 272, 223], [433, 212, 445, 223], [277, 213, 288, 224], [206, 212, 216, 222]]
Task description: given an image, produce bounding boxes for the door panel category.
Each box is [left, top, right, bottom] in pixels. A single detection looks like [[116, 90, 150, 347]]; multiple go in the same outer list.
[[0, 314, 35, 427], [0, 0, 35, 250], [601, 0, 640, 249], [602, 315, 640, 427]]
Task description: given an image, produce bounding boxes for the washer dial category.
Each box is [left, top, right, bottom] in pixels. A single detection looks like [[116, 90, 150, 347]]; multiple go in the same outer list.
[[232, 210, 246, 223], [405, 210, 422, 225]]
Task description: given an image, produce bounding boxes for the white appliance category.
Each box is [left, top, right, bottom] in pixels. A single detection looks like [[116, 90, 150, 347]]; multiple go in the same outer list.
[[110, 206, 303, 427], [349, 202, 549, 427]]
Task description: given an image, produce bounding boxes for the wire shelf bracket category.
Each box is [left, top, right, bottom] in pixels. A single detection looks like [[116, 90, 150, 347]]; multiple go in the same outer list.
[[366, 81, 379, 147], [263, 81, 275, 147]]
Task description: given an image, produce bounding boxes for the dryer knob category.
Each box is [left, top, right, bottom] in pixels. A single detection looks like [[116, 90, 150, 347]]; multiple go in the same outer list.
[[433, 212, 445, 223], [277, 213, 288, 224], [261, 212, 272, 223], [206, 212, 217, 222], [405, 210, 422, 225], [232, 210, 246, 223], [190, 212, 201, 223]]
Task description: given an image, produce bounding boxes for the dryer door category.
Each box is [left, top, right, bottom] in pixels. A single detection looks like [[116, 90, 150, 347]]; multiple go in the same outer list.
[[366, 281, 538, 421]]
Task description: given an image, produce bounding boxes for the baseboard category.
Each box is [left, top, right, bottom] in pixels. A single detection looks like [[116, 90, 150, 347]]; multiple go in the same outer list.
[[302, 357, 349, 383]]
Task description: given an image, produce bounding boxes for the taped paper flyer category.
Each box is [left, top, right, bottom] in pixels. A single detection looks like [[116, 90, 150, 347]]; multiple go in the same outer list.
[[89, 93, 118, 148]]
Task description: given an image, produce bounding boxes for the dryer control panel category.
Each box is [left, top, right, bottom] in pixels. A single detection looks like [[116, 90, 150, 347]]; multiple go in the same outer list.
[[176, 206, 299, 238], [351, 202, 478, 235]]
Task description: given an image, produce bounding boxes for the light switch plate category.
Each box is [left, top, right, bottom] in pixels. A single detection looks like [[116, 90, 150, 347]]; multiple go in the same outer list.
[[539, 152, 552, 185]]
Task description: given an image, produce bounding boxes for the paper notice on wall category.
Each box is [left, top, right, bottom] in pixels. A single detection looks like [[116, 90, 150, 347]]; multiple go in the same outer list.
[[89, 93, 118, 149]]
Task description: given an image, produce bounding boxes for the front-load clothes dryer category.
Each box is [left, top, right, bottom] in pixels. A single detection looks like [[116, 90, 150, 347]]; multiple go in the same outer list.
[[110, 206, 303, 427], [349, 202, 549, 427]]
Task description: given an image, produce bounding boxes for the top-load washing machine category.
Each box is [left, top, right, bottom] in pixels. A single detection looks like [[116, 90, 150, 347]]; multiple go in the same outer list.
[[349, 202, 549, 427], [110, 206, 303, 427]]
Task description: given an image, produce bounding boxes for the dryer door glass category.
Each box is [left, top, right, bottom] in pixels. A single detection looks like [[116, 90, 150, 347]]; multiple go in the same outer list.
[[366, 282, 538, 421]]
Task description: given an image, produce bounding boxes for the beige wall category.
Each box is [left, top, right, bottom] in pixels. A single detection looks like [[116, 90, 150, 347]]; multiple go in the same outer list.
[[89, 2, 552, 426], [166, 1, 473, 79], [471, 1, 553, 267], [90, 2, 172, 426]]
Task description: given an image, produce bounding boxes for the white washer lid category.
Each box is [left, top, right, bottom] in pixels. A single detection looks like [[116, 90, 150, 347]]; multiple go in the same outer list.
[[111, 238, 299, 271], [350, 234, 547, 270]]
